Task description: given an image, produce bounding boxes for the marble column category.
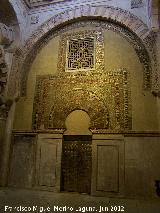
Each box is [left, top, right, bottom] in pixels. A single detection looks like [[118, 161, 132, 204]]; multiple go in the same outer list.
[[0, 23, 15, 186], [0, 106, 7, 179], [0, 97, 13, 186], [155, 32, 160, 129]]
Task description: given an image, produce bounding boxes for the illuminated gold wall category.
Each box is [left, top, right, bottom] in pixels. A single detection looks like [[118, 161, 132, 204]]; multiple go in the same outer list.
[[13, 26, 159, 131]]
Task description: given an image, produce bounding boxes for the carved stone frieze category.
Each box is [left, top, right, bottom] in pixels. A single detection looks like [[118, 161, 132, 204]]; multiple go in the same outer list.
[[32, 68, 131, 131]]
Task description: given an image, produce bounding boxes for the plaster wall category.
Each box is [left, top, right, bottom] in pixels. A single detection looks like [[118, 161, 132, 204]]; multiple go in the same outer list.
[[125, 136, 160, 198], [14, 36, 59, 130]]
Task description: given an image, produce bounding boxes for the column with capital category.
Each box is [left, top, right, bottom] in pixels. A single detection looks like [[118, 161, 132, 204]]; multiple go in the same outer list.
[[0, 97, 13, 186], [0, 104, 7, 179], [0, 23, 16, 186]]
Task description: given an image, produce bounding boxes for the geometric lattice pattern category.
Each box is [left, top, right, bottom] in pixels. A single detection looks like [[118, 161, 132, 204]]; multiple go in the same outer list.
[[58, 30, 104, 74], [66, 37, 95, 71]]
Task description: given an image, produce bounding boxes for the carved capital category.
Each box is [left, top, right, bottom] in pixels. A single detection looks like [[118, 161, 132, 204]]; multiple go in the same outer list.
[[0, 23, 14, 46], [0, 96, 13, 119], [0, 105, 9, 120]]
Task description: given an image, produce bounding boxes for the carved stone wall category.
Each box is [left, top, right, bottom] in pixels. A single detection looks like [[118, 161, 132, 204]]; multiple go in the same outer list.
[[32, 68, 131, 131]]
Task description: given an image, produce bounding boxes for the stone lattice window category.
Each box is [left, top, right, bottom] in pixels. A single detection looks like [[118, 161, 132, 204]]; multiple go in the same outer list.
[[66, 37, 95, 72]]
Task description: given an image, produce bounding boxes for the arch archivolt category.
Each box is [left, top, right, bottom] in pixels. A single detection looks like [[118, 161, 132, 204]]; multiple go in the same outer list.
[[7, 4, 158, 97]]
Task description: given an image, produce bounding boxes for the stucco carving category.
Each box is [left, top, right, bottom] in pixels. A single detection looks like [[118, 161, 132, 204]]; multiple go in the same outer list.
[[0, 23, 15, 45], [7, 5, 158, 97]]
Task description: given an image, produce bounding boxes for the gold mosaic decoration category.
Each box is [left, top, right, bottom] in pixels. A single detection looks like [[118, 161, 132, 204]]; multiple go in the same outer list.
[[32, 30, 131, 131], [58, 30, 104, 73], [32, 68, 131, 131]]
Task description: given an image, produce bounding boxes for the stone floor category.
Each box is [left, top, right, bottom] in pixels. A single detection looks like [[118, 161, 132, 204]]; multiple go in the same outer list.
[[0, 188, 160, 213]]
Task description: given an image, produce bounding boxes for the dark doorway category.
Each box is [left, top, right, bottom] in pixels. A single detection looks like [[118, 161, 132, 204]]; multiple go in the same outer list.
[[61, 135, 92, 194]]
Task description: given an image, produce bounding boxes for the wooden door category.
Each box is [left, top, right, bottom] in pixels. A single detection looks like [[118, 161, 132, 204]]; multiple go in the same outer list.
[[61, 135, 92, 194]]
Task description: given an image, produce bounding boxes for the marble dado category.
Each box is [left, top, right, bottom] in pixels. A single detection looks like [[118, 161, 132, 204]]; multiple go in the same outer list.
[[8, 130, 160, 196]]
